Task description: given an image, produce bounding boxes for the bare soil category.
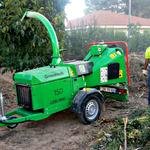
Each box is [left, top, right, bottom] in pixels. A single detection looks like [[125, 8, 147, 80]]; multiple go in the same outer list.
[[0, 53, 148, 150]]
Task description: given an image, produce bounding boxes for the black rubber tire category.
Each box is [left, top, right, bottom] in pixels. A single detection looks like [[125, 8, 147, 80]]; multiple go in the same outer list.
[[6, 116, 18, 129], [79, 95, 102, 124]]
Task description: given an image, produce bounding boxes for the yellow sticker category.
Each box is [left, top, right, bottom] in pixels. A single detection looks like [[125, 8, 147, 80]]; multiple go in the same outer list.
[[110, 53, 116, 59], [119, 70, 123, 78], [86, 88, 92, 92], [69, 68, 74, 77], [83, 88, 91, 92]]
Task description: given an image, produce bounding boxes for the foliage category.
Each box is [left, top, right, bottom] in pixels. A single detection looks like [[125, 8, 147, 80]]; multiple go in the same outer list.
[[65, 27, 127, 60], [129, 24, 150, 51], [84, 0, 126, 14], [130, 0, 150, 18], [91, 108, 150, 150], [0, 0, 69, 72], [84, 0, 150, 18], [65, 25, 150, 60]]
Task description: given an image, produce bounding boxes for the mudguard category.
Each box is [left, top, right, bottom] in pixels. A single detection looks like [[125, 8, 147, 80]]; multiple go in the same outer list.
[[72, 88, 104, 114]]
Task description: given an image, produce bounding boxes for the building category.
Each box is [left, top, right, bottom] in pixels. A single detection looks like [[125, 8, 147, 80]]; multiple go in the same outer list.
[[66, 10, 150, 33]]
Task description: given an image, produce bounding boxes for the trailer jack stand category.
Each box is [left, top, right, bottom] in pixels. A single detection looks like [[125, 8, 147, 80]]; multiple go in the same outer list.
[[0, 92, 18, 128]]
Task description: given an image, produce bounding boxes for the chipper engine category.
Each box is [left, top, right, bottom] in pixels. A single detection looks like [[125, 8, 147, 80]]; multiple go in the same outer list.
[[0, 11, 130, 128]]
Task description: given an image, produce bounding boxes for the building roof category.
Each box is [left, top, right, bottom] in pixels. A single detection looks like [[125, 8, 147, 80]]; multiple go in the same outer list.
[[66, 10, 150, 28]]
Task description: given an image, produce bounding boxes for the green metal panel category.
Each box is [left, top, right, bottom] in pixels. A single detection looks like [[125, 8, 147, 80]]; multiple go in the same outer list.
[[14, 66, 69, 85], [31, 77, 73, 110], [84, 45, 127, 87], [72, 76, 86, 93]]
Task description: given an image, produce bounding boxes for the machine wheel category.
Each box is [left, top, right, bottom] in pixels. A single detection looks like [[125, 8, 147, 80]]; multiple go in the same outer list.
[[79, 95, 102, 124], [6, 116, 18, 129]]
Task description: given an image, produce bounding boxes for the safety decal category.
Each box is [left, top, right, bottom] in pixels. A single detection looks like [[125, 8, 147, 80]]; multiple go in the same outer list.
[[79, 64, 86, 73], [100, 67, 108, 83], [110, 53, 116, 59], [119, 70, 123, 78], [69, 68, 74, 77], [100, 87, 117, 93]]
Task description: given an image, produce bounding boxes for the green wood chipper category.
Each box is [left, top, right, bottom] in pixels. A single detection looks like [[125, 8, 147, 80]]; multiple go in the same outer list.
[[0, 11, 130, 128]]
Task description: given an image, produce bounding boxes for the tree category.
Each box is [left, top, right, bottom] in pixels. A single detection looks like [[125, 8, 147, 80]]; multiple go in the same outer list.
[[129, 0, 150, 18], [84, 0, 126, 14], [84, 0, 150, 18], [0, 0, 69, 72]]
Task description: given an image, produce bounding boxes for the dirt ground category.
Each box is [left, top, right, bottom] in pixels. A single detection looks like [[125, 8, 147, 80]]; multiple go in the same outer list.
[[0, 77, 148, 150]]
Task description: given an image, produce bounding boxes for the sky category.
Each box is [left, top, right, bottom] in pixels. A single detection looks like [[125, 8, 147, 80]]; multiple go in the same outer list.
[[65, 0, 86, 20]]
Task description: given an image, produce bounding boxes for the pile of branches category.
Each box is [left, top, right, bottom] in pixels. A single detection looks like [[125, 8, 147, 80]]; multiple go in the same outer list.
[[92, 108, 150, 150]]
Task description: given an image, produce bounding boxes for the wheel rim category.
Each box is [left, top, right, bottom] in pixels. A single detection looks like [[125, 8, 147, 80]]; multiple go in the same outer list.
[[85, 99, 99, 121], [7, 123, 18, 129], [6, 116, 18, 129]]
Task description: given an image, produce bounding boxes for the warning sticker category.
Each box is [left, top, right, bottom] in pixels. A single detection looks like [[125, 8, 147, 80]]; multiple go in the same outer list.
[[100, 87, 117, 93], [79, 65, 86, 73], [100, 67, 108, 83], [69, 68, 74, 77], [119, 70, 123, 78], [110, 53, 116, 59]]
